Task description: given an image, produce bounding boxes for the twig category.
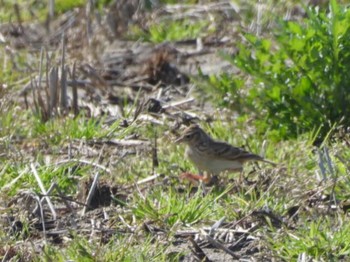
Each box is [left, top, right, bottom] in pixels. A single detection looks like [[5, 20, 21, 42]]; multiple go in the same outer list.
[[1, 247, 10, 262], [152, 126, 158, 175], [188, 236, 210, 262], [81, 171, 101, 216], [162, 97, 195, 109], [30, 75, 39, 116], [13, 4, 25, 37], [209, 216, 225, 236], [134, 182, 145, 200], [80, 150, 125, 216], [55, 158, 111, 173], [48, 11, 77, 42], [55, 184, 75, 213], [32, 182, 56, 216], [72, 61, 79, 116], [38, 47, 44, 95], [323, 147, 337, 210], [227, 213, 252, 229], [30, 163, 57, 220], [103, 139, 151, 147], [324, 147, 335, 176], [118, 215, 134, 231], [48, 0, 55, 18], [317, 148, 327, 180], [229, 224, 258, 251], [136, 173, 162, 185], [86, 0, 93, 45], [34, 194, 47, 242], [175, 228, 249, 237], [201, 230, 239, 259], [108, 79, 153, 92], [49, 66, 58, 116], [60, 33, 67, 109], [256, 0, 262, 36], [38, 194, 87, 206]]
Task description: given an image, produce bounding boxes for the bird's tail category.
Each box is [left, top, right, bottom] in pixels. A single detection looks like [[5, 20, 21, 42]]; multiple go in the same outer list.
[[261, 159, 277, 167]]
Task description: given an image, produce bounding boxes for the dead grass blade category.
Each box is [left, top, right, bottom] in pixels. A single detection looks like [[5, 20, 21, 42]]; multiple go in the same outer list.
[[152, 126, 158, 175], [30, 163, 57, 220], [60, 34, 68, 109], [48, 66, 59, 117], [72, 61, 79, 116], [188, 236, 210, 262], [203, 231, 239, 259], [55, 158, 111, 173], [81, 171, 101, 216]]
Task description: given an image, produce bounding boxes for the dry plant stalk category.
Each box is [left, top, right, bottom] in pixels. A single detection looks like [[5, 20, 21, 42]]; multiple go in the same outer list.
[[31, 34, 79, 122]]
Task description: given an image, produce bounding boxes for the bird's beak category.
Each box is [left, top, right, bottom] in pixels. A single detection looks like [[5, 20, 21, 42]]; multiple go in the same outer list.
[[174, 135, 184, 144]]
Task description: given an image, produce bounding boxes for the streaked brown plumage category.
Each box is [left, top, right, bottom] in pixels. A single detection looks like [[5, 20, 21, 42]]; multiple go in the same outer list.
[[175, 124, 276, 183]]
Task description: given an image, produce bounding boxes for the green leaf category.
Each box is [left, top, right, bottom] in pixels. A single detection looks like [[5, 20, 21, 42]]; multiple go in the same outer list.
[[287, 21, 303, 35], [207, 0, 350, 140]]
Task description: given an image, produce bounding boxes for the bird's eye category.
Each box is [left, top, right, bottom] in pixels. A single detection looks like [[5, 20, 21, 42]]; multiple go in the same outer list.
[[185, 134, 193, 139]]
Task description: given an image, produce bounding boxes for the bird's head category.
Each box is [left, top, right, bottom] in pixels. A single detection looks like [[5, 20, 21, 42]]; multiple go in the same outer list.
[[175, 124, 206, 146]]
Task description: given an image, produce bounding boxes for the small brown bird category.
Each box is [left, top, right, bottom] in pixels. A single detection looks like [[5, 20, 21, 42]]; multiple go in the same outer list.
[[175, 124, 276, 183]]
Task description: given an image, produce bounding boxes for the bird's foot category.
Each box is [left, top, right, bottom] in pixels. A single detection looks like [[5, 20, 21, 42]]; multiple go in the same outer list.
[[179, 172, 217, 186]]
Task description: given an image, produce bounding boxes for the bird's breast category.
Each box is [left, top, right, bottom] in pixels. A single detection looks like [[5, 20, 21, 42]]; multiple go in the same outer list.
[[185, 146, 243, 175]]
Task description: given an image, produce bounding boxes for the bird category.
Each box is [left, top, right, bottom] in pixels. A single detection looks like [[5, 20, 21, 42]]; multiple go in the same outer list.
[[175, 124, 276, 184]]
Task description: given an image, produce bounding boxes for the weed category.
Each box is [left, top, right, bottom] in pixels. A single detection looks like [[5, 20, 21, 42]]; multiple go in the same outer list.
[[132, 19, 211, 43], [210, 0, 350, 140]]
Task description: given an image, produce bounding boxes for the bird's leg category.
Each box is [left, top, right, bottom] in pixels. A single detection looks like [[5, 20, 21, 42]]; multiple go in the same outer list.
[[178, 171, 212, 193], [201, 172, 212, 184], [198, 171, 207, 195]]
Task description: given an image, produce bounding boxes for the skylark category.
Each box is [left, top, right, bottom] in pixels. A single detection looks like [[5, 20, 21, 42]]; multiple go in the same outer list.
[[175, 124, 276, 183]]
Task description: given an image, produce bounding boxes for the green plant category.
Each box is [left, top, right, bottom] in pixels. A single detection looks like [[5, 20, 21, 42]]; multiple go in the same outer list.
[[133, 186, 217, 226], [133, 19, 211, 43], [269, 217, 350, 260], [55, 0, 85, 13], [215, 0, 350, 140]]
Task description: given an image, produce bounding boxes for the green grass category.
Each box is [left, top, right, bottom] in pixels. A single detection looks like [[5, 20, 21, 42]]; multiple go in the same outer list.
[[269, 217, 350, 259], [131, 19, 213, 43], [55, 0, 85, 13], [2, 105, 350, 260], [0, 0, 85, 22], [0, 108, 109, 143], [38, 234, 178, 261], [133, 185, 232, 227]]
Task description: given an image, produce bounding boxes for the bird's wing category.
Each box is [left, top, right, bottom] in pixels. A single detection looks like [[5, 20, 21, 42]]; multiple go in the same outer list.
[[209, 141, 263, 162]]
